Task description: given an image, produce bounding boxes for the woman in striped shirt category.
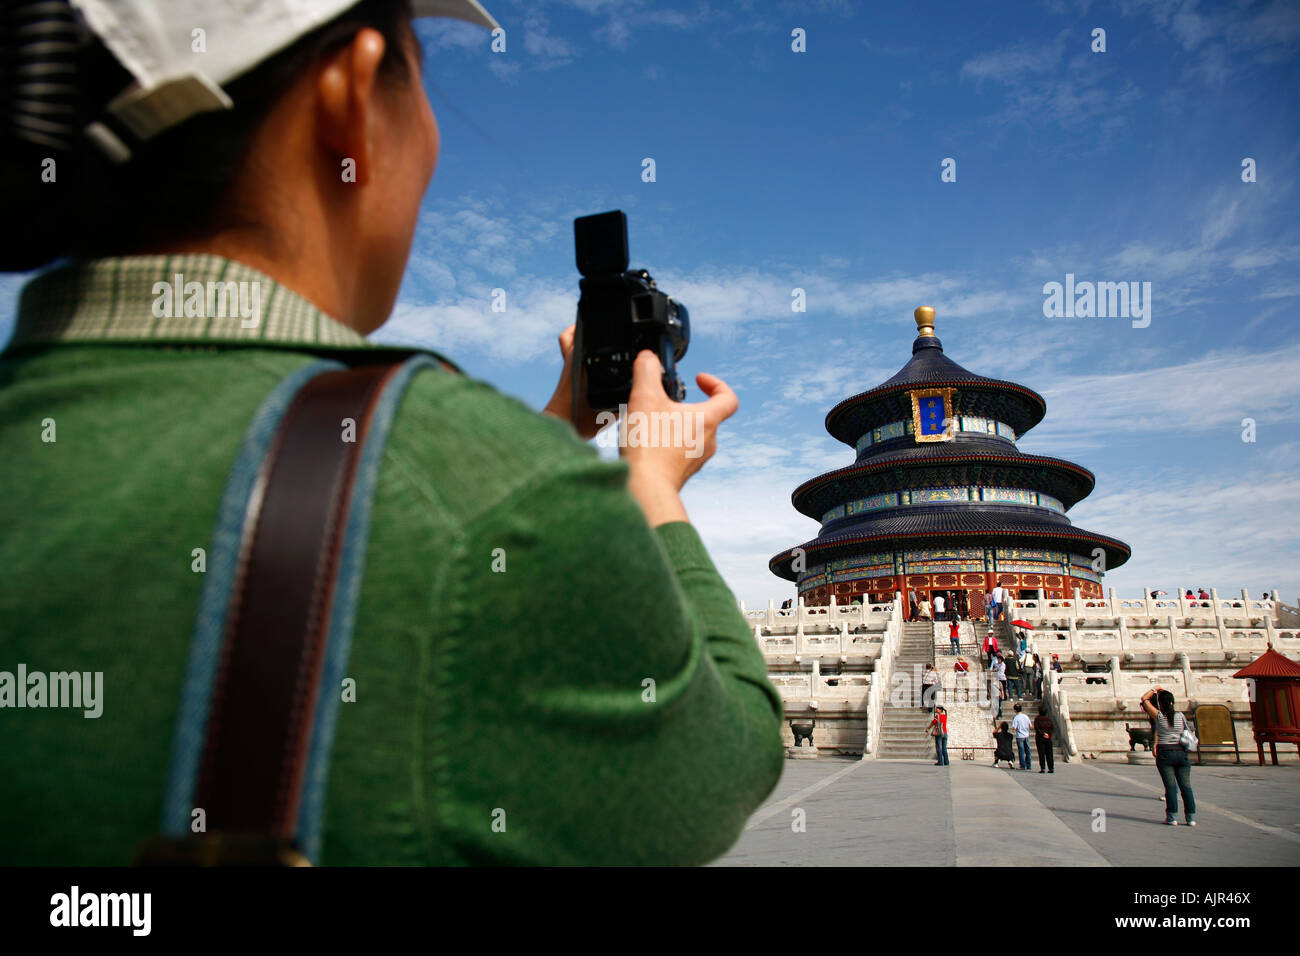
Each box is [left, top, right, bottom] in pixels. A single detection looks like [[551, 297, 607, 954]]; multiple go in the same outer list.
[[1140, 686, 1197, 826]]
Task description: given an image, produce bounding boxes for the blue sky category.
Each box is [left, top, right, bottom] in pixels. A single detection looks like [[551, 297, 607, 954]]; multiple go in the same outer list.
[[3, 0, 1298, 606]]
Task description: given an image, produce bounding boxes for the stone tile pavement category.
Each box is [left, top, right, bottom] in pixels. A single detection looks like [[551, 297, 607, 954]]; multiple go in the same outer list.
[[713, 758, 1300, 866]]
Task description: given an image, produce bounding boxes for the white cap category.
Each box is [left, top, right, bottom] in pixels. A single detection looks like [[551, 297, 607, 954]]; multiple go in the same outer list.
[[70, 0, 498, 159]]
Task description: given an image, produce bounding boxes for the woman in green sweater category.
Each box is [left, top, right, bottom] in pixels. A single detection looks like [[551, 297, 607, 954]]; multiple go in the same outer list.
[[0, 0, 783, 865]]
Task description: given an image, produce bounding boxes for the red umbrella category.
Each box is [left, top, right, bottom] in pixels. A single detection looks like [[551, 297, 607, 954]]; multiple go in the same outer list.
[[1011, 619, 1033, 628]]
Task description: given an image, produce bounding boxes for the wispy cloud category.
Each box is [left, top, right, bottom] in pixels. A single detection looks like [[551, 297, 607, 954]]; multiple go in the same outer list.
[[1073, 465, 1300, 597], [1024, 343, 1300, 452]]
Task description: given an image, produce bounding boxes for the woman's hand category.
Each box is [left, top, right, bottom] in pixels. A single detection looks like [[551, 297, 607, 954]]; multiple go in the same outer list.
[[541, 324, 603, 440], [622, 349, 738, 527]]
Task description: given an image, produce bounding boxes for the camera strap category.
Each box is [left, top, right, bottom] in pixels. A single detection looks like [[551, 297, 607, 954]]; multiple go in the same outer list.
[[137, 354, 442, 865]]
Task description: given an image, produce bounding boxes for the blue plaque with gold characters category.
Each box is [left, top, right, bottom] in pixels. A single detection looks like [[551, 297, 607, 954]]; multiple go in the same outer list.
[[909, 387, 956, 443]]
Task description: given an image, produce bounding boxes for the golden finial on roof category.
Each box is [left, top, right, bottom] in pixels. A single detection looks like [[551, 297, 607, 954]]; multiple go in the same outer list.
[[914, 306, 936, 338]]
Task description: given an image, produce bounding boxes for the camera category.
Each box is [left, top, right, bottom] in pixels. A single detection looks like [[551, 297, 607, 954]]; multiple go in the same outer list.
[[572, 210, 690, 412]]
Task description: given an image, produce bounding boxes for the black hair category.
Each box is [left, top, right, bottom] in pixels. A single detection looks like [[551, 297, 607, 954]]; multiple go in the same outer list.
[[1156, 689, 1177, 725], [999, 721, 1008, 732], [0, 0, 414, 271]]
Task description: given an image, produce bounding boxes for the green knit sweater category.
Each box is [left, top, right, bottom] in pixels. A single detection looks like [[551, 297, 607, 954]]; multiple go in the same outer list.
[[0, 255, 784, 865]]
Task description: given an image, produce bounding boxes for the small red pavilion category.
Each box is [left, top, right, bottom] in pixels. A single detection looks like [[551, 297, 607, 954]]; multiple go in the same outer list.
[[1232, 647, 1300, 766]]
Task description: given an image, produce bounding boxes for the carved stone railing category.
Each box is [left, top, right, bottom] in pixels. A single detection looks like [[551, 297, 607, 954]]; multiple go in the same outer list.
[[862, 596, 904, 759], [741, 595, 892, 632], [1043, 668, 1079, 759], [1011, 587, 1279, 625]]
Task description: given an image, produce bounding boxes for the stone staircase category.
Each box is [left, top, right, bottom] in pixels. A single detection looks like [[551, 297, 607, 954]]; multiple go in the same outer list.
[[877, 622, 943, 759], [875, 617, 1068, 762]]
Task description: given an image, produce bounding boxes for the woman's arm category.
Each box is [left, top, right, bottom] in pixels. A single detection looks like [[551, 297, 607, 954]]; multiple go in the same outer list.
[[1139, 687, 1161, 720], [431, 449, 780, 865]]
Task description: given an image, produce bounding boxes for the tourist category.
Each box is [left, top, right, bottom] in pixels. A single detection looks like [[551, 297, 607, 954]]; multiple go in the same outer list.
[[958, 591, 970, 621], [922, 662, 940, 710], [930, 706, 950, 766], [0, 0, 783, 866], [1034, 710, 1055, 772], [1140, 686, 1197, 826], [982, 629, 999, 667], [1050, 654, 1062, 675], [991, 584, 1005, 622], [984, 590, 994, 622], [1017, 628, 1028, 656], [954, 657, 970, 675], [996, 654, 1008, 702], [934, 592, 946, 622], [919, 597, 933, 621], [909, 588, 919, 622], [949, 619, 961, 654], [992, 721, 1016, 769], [1197, 587, 1209, 601], [1027, 653, 1043, 699], [988, 665, 1003, 720], [1011, 704, 1033, 770], [1004, 651, 1022, 699]]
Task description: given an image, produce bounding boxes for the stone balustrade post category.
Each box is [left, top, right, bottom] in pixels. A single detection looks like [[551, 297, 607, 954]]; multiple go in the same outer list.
[[766, 598, 776, 628], [1111, 587, 1121, 619], [1177, 651, 1193, 701], [1109, 655, 1121, 703], [1073, 586, 1082, 617], [1068, 613, 1078, 651], [1143, 587, 1152, 616], [810, 658, 821, 700], [795, 600, 806, 656], [1211, 587, 1222, 622], [1179, 588, 1189, 617], [1118, 614, 1130, 653]]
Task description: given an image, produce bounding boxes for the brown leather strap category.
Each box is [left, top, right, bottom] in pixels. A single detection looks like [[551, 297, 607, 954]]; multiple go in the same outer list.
[[194, 362, 401, 839]]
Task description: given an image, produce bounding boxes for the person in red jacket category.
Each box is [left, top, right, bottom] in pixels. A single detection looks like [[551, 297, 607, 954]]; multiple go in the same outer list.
[[929, 706, 949, 766], [982, 630, 999, 667]]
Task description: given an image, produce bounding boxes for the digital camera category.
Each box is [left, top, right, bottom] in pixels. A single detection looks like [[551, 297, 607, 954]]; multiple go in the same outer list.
[[572, 210, 690, 412]]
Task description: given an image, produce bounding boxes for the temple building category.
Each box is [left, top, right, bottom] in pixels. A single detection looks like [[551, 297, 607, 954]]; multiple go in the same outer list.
[[769, 307, 1130, 614]]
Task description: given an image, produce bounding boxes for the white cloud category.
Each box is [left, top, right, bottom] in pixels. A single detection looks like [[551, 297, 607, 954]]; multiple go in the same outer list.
[[1023, 344, 1300, 452], [1073, 466, 1300, 599]]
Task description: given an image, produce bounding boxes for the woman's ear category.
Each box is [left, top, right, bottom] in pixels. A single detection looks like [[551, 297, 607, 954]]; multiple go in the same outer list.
[[315, 27, 388, 186]]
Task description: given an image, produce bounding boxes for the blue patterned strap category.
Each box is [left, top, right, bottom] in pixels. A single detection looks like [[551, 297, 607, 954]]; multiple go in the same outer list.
[[139, 355, 441, 865]]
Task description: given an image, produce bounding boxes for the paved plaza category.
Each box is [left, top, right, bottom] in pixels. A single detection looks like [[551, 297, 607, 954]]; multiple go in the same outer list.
[[715, 758, 1300, 866]]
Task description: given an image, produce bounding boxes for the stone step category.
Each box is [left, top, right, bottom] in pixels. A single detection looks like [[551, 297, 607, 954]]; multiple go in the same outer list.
[[879, 723, 934, 732], [877, 752, 938, 759]]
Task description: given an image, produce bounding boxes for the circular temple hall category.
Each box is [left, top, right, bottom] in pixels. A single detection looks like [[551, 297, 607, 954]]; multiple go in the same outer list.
[[769, 307, 1131, 615]]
